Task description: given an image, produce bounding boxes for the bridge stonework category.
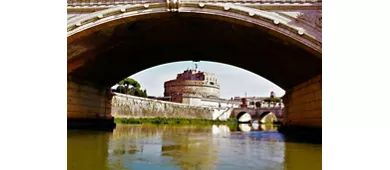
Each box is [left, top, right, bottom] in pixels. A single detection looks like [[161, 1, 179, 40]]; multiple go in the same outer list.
[[282, 75, 321, 128], [67, 79, 115, 128], [231, 107, 284, 122], [67, 0, 322, 129], [67, 0, 322, 55]]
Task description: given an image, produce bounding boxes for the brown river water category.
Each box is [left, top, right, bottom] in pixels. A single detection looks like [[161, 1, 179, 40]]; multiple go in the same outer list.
[[68, 124, 321, 170]]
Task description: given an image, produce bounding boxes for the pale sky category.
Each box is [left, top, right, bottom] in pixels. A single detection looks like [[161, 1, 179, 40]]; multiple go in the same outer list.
[[123, 61, 285, 99]]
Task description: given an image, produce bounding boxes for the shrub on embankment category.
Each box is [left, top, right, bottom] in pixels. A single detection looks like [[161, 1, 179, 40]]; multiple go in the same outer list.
[[114, 117, 237, 125]]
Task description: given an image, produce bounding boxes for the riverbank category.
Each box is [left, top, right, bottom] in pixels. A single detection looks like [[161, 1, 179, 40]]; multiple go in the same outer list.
[[114, 117, 237, 126]]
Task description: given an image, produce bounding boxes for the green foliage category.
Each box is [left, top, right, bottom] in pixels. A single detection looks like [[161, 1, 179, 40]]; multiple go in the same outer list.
[[116, 77, 147, 97], [264, 97, 281, 103], [116, 86, 126, 94], [227, 118, 237, 124], [119, 78, 140, 88], [128, 88, 148, 97]]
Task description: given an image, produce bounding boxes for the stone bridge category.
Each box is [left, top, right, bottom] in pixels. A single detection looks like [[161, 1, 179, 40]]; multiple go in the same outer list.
[[231, 107, 284, 122], [67, 0, 322, 129]]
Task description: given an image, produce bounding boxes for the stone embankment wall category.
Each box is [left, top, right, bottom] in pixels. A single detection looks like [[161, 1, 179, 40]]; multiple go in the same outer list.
[[111, 93, 217, 119]]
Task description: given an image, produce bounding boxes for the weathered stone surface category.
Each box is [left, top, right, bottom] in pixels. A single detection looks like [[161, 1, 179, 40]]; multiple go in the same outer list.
[[283, 74, 322, 128], [164, 80, 220, 99], [111, 93, 214, 119], [231, 107, 284, 120], [67, 80, 112, 120], [164, 70, 220, 100]]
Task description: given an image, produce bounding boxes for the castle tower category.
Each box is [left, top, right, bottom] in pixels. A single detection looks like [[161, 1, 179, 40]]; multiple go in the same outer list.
[[164, 67, 220, 104]]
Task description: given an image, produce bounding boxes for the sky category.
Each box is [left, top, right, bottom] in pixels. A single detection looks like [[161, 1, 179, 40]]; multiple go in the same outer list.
[[120, 61, 285, 99]]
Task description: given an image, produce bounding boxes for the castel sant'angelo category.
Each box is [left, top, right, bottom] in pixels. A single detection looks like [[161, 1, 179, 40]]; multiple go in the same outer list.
[[163, 65, 220, 104]]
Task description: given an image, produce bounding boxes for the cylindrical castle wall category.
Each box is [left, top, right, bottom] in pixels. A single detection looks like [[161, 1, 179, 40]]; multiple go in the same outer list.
[[164, 80, 220, 98]]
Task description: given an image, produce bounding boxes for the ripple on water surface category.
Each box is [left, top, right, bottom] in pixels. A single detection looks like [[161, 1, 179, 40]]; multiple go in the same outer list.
[[68, 124, 322, 170]]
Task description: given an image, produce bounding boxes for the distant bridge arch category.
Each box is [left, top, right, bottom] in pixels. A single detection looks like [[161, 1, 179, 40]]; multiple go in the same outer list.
[[236, 112, 252, 123], [259, 112, 278, 123]]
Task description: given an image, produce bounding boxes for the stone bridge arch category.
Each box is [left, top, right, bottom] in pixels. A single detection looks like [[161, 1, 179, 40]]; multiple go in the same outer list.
[[259, 111, 277, 123], [68, 2, 321, 56], [67, 0, 322, 129], [236, 112, 252, 123], [259, 111, 271, 120]]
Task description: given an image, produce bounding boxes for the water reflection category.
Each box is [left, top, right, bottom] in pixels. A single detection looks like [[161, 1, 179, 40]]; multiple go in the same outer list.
[[235, 123, 279, 132], [260, 124, 279, 132], [67, 130, 110, 170], [68, 124, 321, 170]]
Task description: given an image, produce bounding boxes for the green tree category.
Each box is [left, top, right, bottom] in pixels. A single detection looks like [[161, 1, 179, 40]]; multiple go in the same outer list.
[[119, 78, 140, 89], [115, 78, 147, 97], [128, 88, 147, 97], [264, 97, 281, 103]]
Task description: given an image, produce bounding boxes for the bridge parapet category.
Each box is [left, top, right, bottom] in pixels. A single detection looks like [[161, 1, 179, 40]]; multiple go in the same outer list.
[[68, 0, 321, 6], [67, 0, 322, 12], [67, 0, 321, 54]]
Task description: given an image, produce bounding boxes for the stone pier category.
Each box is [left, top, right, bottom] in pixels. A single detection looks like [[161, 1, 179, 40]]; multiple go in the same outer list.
[[67, 79, 115, 129]]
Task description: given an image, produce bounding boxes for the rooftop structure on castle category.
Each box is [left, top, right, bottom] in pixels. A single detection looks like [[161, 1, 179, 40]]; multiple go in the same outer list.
[[164, 66, 220, 103]]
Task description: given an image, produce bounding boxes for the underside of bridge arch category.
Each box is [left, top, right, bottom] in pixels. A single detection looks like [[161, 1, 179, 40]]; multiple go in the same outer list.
[[67, 12, 322, 129], [259, 112, 277, 123], [259, 111, 272, 120], [236, 112, 251, 123]]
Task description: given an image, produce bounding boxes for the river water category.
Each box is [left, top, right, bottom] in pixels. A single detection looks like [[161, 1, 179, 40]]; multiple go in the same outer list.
[[68, 124, 321, 170]]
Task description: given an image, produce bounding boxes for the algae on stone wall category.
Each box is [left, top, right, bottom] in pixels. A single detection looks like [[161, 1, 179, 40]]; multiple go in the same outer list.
[[114, 117, 237, 125], [111, 94, 213, 119]]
